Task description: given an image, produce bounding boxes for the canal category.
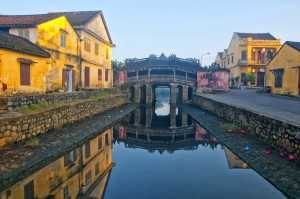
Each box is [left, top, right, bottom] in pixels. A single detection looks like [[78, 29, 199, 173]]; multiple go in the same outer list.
[[0, 94, 287, 198]]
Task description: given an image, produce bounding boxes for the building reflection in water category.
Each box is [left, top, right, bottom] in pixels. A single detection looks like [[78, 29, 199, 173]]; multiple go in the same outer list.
[[0, 129, 114, 199]]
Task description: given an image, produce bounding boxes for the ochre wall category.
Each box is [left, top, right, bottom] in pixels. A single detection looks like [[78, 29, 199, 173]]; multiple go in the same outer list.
[[266, 44, 300, 95], [37, 16, 81, 90], [0, 49, 50, 94]]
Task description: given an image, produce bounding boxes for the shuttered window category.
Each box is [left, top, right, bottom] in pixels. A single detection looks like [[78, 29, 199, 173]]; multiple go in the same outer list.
[[24, 180, 34, 199], [105, 133, 109, 145], [98, 136, 103, 150], [98, 69, 102, 81], [85, 171, 92, 185], [95, 43, 99, 55], [105, 69, 109, 81], [95, 163, 100, 176], [85, 142, 91, 158], [84, 37, 91, 52], [274, 69, 283, 88], [241, 51, 246, 60], [20, 63, 30, 85], [60, 34, 66, 48], [106, 48, 109, 59]]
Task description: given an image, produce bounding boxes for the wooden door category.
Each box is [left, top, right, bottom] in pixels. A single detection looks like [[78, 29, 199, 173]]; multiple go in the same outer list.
[[257, 72, 265, 87], [84, 67, 90, 87]]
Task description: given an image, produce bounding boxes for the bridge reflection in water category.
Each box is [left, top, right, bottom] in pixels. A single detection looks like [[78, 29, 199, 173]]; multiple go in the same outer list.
[[113, 105, 248, 169]]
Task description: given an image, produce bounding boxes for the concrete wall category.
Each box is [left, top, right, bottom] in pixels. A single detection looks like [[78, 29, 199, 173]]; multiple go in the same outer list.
[[0, 94, 128, 148], [266, 43, 300, 96], [192, 94, 300, 156]]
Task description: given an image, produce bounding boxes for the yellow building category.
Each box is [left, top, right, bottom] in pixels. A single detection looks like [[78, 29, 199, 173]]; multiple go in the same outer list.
[[0, 129, 113, 199], [0, 31, 51, 94], [266, 41, 300, 96], [216, 32, 281, 87], [0, 14, 81, 92], [56, 11, 116, 88]]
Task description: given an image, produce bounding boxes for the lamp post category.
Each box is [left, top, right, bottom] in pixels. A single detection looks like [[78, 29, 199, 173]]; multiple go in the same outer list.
[[200, 53, 210, 66]]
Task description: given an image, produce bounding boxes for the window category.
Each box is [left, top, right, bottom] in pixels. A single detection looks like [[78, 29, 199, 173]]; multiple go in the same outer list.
[[60, 34, 66, 48], [63, 185, 69, 199], [94, 43, 99, 55], [85, 142, 91, 158], [106, 154, 109, 165], [24, 180, 34, 199], [95, 163, 100, 176], [20, 63, 30, 85], [267, 50, 273, 60], [64, 150, 77, 167], [85, 171, 92, 186], [19, 29, 29, 40], [252, 51, 256, 60], [98, 136, 103, 150], [274, 69, 283, 88], [105, 133, 109, 145], [106, 48, 109, 59], [231, 55, 234, 63], [98, 69, 102, 81], [227, 58, 230, 65], [105, 69, 109, 81], [241, 51, 246, 60], [84, 37, 91, 52]]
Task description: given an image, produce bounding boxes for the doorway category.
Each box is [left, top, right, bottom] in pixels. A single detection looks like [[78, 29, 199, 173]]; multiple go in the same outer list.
[[257, 72, 265, 87], [85, 67, 90, 87]]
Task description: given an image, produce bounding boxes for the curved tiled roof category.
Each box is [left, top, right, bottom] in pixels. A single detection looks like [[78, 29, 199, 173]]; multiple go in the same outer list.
[[0, 31, 50, 58]]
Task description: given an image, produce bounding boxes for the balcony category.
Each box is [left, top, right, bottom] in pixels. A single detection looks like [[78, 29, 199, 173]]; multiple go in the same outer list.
[[238, 58, 272, 66]]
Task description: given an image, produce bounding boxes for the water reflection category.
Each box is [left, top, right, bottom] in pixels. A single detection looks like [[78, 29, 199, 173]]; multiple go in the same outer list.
[[0, 129, 113, 199]]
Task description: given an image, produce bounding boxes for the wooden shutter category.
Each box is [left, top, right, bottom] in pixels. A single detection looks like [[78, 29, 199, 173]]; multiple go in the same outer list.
[[98, 69, 102, 81], [20, 63, 30, 85], [62, 69, 67, 91], [84, 67, 90, 87], [72, 70, 76, 91], [105, 69, 109, 81], [73, 149, 77, 161], [85, 142, 90, 158], [64, 153, 70, 167], [24, 180, 34, 199]]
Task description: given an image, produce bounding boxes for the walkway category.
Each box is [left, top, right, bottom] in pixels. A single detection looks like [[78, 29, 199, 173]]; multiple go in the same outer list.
[[198, 89, 300, 126]]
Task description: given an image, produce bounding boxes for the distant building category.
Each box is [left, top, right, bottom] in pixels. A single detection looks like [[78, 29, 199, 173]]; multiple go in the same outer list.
[[266, 41, 300, 96], [215, 32, 282, 87], [215, 52, 223, 67], [0, 31, 50, 94]]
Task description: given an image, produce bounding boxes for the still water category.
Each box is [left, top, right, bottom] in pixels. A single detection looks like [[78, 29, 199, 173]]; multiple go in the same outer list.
[[0, 101, 286, 199]]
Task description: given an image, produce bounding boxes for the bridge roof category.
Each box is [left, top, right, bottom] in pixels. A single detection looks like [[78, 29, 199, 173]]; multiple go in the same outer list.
[[124, 54, 205, 72]]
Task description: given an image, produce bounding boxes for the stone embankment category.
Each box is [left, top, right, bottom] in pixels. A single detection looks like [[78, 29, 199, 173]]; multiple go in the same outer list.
[[0, 92, 128, 148], [0, 87, 121, 111], [192, 94, 300, 156]]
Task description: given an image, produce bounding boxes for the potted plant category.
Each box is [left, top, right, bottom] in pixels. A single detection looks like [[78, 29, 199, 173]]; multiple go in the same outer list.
[[56, 85, 65, 93]]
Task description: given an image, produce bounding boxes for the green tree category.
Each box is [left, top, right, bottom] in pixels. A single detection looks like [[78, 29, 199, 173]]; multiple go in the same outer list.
[[244, 73, 256, 84]]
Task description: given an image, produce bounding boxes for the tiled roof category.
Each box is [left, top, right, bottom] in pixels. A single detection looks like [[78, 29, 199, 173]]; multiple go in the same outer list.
[[235, 32, 277, 40], [218, 52, 223, 58], [0, 31, 50, 58], [49, 11, 100, 26], [286, 41, 300, 52], [0, 14, 60, 28]]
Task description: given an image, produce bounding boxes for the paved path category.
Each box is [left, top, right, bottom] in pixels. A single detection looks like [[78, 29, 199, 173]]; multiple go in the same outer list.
[[199, 90, 300, 126]]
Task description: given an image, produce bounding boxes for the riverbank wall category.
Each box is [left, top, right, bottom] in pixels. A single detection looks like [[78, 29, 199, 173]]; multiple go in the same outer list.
[[192, 94, 300, 156], [0, 93, 129, 148]]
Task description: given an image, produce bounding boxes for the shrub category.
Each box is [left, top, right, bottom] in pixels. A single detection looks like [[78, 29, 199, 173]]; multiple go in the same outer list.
[[25, 138, 40, 148], [219, 123, 241, 132], [18, 102, 49, 113]]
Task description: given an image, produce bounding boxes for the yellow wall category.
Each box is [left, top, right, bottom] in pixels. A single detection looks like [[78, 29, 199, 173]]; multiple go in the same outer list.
[[38, 16, 81, 90], [79, 30, 113, 88], [266, 44, 300, 96], [0, 49, 50, 94]]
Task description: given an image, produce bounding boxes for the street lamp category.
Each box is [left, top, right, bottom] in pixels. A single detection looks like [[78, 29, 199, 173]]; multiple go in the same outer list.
[[200, 53, 210, 66]]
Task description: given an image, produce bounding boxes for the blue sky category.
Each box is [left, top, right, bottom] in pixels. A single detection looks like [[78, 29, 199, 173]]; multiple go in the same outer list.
[[1, 0, 300, 66]]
